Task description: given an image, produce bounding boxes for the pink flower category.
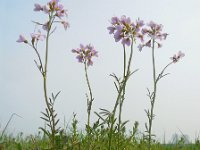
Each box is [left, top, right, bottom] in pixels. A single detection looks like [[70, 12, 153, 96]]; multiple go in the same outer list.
[[107, 26, 115, 34], [61, 21, 69, 30], [157, 43, 162, 48], [43, 5, 50, 14], [72, 44, 98, 66], [135, 18, 144, 32], [142, 28, 149, 34], [34, 3, 43, 11], [31, 30, 46, 41], [162, 33, 168, 40], [121, 15, 131, 25], [114, 30, 122, 42], [55, 4, 67, 18], [76, 54, 84, 63], [139, 21, 168, 51], [122, 37, 131, 46], [50, 0, 59, 4], [108, 16, 144, 47], [136, 33, 144, 42], [48, 0, 59, 11], [145, 40, 151, 47], [170, 51, 185, 63], [136, 19, 144, 27], [145, 21, 167, 41], [42, 22, 49, 31], [16, 35, 28, 43], [111, 16, 119, 25], [138, 44, 144, 51]]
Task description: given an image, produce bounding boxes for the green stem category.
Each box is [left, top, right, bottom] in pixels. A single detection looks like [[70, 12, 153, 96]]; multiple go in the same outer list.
[[127, 36, 134, 74], [84, 61, 93, 150], [118, 44, 126, 146], [119, 36, 134, 130], [148, 39, 156, 150], [43, 15, 56, 149], [123, 44, 126, 79], [32, 45, 44, 74], [108, 37, 134, 150], [84, 61, 93, 128]]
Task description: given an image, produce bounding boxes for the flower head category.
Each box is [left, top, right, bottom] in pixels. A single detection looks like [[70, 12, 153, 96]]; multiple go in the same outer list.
[[16, 35, 28, 43], [170, 51, 185, 63], [33, 0, 69, 31], [139, 21, 168, 51], [107, 15, 144, 46], [72, 44, 98, 66], [34, 0, 68, 17]]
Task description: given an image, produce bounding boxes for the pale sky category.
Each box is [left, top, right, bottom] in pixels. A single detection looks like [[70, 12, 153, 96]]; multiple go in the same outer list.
[[0, 0, 200, 142]]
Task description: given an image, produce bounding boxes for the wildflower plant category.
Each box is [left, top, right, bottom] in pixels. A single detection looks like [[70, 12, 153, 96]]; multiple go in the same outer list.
[[72, 44, 98, 149], [17, 0, 69, 149], [139, 21, 185, 150], [16, 0, 186, 149], [106, 15, 144, 150], [72, 44, 98, 128]]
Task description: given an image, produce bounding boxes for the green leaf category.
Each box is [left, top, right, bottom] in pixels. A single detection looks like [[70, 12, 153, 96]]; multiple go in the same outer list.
[[121, 120, 129, 128], [40, 117, 49, 122], [55, 119, 60, 126], [39, 127, 50, 137], [52, 91, 61, 103], [54, 113, 57, 118], [41, 111, 49, 118]]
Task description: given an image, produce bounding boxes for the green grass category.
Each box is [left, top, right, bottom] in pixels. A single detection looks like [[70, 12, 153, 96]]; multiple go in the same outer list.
[[1, 125, 200, 150]]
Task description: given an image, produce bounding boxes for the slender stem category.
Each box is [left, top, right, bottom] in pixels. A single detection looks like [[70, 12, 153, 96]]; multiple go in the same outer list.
[[108, 78, 125, 150], [84, 61, 93, 150], [31, 44, 44, 74], [108, 37, 134, 150], [117, 44, 126, 149], [156, 62, 173, 83], [43, 30, 52, 116], [127, 36, 134, 75], [84, 61, 93, 127], [123, 44, 126, 78], [43, 15, 56, 149], [1, 113, 21, 139], [152, 40, 156, 87], [118, 36, 134, 131], [148, 39, 156, 150]]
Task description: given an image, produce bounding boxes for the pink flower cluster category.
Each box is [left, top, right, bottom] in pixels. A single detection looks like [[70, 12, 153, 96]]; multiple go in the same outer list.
[[107, 16, 144, 46], [72, 44, 98, 66], [138, 21, 168, 51], [170, 51, 185, 63], [17, 0, 69, 44], [34, 0, 69, 30]]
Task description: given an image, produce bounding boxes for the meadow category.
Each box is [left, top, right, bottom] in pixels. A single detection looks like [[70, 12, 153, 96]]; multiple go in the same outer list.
[[1, 0, 194, 149], [1, 121, 200, 150]]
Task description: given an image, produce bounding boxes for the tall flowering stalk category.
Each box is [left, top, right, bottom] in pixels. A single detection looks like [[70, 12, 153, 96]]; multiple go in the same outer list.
[[72, 44, 98, 127], [72, 44, 98, 149], [139, 21, 185, 150], [17, 0, 69, 149], [107, 15, 144, 150]]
